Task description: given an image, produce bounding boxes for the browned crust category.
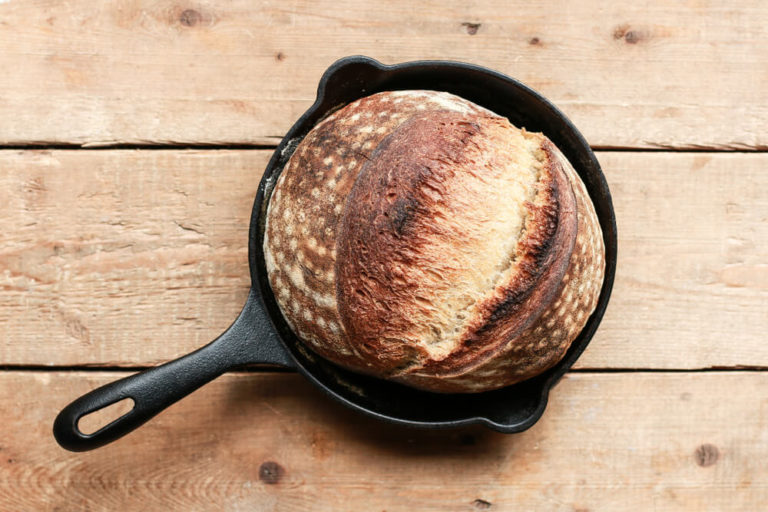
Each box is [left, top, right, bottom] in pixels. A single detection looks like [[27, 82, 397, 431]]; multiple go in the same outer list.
[[414, 139, 578, 377], [397, 143, 605, 392], [265, 90, 605, 393], [264, 91, 491, 372], [335, 111, 484, 373], [335, 111, 577, 379]]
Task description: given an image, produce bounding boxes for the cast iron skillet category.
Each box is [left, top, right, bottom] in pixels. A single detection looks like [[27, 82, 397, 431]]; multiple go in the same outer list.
[[54, 56, 617, 452]]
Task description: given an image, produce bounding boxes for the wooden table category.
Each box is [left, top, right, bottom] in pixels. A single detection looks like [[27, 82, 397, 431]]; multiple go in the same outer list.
[[1, 1, 766, 510]]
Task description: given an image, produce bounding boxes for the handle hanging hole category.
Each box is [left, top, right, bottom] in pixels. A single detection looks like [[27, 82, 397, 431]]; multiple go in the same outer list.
[[77, 398, 135, 435]]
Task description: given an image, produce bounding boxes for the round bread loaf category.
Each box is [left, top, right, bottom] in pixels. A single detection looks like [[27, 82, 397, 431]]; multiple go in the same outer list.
[[264, 90, 605, 393]]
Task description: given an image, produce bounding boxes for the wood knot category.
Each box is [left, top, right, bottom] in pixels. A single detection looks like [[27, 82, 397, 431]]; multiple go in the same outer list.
[[276, 52, 286, 61], [695, 444, 719, 467], [179, 9, 202, 27], [624, 30, 642, 44], [461, 22, 481, 35], [528, 36, 541, 46], [259, 461, 284, 484], [613, 24, 645, 44], [473, 499, 492, 509], [613, 24, 630, 39], [64, 316, 90, 344]]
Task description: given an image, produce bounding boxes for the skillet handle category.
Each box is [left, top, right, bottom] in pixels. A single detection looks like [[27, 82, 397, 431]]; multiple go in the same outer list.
[[53, 288, 294, 452]]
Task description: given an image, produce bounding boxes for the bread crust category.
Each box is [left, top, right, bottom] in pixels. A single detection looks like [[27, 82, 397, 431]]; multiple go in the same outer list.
[[400, 143, 605, 392], [264, 90, 604, 393]]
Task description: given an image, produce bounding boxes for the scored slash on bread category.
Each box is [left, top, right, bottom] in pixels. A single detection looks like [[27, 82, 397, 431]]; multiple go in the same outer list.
[[264, 90, 605, 393]]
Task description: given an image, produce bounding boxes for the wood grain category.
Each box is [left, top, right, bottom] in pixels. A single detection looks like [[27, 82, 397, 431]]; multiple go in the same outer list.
[[579, 152, 768, 369], [0, 0, 766, 149], [1, 150, 766, 368], [3, 371, 766, 511], [0, 150, 258, 366]]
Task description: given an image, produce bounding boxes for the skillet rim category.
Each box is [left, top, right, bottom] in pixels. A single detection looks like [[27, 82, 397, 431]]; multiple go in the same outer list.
[[247, 55, 617, 433]]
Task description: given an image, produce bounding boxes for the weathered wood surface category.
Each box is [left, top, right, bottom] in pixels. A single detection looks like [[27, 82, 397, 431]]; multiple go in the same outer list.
[[2, 0, 766, 509], [0, 0, 765, 149], [2, 371, 765, 511], [1, 150, 765, 368]]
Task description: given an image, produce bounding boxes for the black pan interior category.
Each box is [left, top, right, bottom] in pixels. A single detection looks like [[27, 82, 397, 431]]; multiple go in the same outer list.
[[248, 57, 617, 432]]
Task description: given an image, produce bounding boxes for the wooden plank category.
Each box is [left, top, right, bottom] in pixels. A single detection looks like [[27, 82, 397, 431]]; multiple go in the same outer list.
[[0, 0, 766, 148], [0, 150, 766, 368], [0, 150, 257, 366], [2, 371, 766, 510], [579, 152, 768, 369]]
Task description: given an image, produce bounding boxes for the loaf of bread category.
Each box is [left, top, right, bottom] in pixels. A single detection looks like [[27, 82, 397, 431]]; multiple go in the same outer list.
[[264, 90, 604, 393]]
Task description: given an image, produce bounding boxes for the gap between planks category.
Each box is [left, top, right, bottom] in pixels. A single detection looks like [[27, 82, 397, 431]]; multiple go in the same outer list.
[[0, 143, 767, 153], [0, 366, 765, 373]]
